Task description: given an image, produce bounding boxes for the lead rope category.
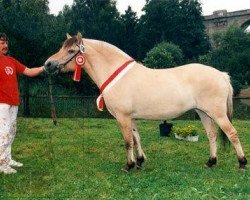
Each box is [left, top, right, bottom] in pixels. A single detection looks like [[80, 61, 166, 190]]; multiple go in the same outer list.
[[48, 75, 57, 125]]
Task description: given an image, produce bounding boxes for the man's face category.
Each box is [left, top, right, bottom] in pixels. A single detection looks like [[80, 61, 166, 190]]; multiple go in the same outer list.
[[0, 38, 8, 55]]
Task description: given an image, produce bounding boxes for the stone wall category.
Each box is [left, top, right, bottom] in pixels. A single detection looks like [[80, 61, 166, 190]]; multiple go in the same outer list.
[[204, 9, 250, 37]]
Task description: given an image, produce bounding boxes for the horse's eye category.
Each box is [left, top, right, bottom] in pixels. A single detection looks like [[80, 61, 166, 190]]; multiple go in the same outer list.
[[68, 49, 75, 54]]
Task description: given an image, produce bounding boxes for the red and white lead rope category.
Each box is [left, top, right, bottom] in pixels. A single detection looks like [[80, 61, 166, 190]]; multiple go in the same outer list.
[[96, 59, 136, 111]]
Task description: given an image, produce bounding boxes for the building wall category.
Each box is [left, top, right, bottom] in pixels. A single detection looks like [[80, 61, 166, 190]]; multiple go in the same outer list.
[[204, 9, 250, 37]]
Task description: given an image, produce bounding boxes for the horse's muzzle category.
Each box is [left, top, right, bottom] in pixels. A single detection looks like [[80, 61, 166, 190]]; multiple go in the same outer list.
[[44, 60, 61, 75]]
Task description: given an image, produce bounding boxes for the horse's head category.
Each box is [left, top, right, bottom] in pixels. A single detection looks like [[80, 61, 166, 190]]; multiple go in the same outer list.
[[44, 32, 85, 75]]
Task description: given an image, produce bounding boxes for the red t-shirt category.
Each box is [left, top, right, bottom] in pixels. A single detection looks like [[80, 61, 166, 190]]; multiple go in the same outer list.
[[0, 55, 26, 105]]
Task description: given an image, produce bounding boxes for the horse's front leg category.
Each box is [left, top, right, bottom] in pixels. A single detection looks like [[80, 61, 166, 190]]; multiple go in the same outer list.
[[132, 120, 146, 169], [117, 115, 136, 172]]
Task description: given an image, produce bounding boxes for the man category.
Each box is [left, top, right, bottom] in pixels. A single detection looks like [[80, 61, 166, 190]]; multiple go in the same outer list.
[[0, 32, 45, 174]]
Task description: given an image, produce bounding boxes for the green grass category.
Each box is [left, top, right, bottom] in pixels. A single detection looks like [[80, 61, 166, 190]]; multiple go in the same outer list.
[[0, 118, 249, 199]]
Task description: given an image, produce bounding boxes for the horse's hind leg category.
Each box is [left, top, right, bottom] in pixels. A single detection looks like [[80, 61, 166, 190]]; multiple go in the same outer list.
[[132, 120, 146, 169], [117, 115, 136, 172], [214, 115, 247, 170], [196, 110, 217, 168]]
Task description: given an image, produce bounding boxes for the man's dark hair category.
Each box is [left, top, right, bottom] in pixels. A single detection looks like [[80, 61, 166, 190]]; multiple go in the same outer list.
[[0, 32, 8, 41]]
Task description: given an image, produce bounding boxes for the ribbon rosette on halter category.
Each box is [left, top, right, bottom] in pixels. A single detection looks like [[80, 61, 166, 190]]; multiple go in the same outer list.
[[73, 54, 85, 81]]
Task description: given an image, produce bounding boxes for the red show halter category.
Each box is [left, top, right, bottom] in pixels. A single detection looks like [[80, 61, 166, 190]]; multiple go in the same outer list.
[[97, 59, 135, 111], [72, 42, 85, 81]]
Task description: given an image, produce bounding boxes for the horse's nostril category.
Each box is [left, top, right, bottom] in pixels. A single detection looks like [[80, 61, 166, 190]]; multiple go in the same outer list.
[[44, 60, 60, 75], [46, 61, 52, 67]]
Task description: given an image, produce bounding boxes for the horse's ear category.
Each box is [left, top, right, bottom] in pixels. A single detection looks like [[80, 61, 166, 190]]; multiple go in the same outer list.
[[66, 33, 72, 39], [77, 32, 83, 44]]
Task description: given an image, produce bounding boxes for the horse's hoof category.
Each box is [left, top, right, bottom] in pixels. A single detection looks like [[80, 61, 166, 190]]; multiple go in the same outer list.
[[121, 162, 135, 172], [205, 157, 217, 168], [136, 164, 142, 170], [204, 164, 212, 169], [136, 156, 145, 169], [238, 156, 247, 171], [121, 168, 129, 173]]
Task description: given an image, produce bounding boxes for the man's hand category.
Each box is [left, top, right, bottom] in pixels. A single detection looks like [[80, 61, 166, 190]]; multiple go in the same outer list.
[[23, 66, 45, 77]]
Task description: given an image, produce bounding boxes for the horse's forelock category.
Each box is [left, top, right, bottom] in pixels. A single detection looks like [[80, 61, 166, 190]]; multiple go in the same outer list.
[[63, 36, 77, 48]]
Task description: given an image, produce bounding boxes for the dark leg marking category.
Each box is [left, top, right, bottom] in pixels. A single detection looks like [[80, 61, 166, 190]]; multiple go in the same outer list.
[[239, 156, 247, 170], [205, 157, 217, 168], [136, 156, 145, 169], [122, 162, 135, 173]]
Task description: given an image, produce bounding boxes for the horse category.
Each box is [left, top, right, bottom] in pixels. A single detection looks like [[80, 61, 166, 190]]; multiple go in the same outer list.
[[44, 32, 247, 172]]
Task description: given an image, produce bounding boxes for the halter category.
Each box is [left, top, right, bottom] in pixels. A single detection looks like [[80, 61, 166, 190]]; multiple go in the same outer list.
[[56, 41, 85, 81], [55, 41, 85, 73]]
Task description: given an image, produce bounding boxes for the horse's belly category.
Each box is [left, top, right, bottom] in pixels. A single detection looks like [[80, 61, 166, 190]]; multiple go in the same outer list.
[[131, 96, 195, 120], [132, 110, 187, 120]]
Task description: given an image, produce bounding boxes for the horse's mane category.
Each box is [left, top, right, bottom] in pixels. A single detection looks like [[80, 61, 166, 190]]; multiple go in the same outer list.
[[85, 39, 130, 58], [63, 36, 131, 59]]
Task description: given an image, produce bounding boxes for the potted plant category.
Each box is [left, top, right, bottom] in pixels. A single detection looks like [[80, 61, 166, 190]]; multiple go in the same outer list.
[[173, 125, 199, 142]]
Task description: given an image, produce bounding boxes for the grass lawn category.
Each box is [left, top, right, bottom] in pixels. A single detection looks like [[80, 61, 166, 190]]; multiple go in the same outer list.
[[0, 118, 249, 199]]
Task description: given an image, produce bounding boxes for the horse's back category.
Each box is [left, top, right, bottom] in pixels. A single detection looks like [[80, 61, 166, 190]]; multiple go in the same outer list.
[[133, 63, 229, 93], [172, 63, 231, 97], [153, 63, 231, 108]]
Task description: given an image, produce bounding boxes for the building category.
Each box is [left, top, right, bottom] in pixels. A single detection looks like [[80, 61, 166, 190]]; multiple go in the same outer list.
[[204, 9, 250, 38]]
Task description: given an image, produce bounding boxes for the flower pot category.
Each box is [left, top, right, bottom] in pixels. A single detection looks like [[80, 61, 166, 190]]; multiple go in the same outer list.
[[174, 133, 199, 142], [159, 121, 173, 137], [186, 135, 199, 142], [174, 133, 185, 140]]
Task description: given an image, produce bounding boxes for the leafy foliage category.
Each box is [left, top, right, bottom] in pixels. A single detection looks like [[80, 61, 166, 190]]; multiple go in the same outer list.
[[0, 0, 49, 65], [172, 125, 198, 137], [0, 0, 71, 95], [143, 42, 183, 68], [137, 0, 210, 60], [63, 0, 122, 47], [120, 6, 139, 58], [199, 25, 250, 94]]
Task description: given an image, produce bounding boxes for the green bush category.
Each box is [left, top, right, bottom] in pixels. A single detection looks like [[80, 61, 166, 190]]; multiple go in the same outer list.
[[198, 53, 212, 65], [143, 42, 183, 68], [197, 25, 250, 94]]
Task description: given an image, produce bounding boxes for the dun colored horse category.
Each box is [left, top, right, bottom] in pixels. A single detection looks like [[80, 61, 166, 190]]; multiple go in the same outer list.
[[44, 32, 247, 172]]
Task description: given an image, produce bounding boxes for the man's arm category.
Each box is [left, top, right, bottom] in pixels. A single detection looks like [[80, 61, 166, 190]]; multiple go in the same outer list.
[[23, 66, 45, 77]]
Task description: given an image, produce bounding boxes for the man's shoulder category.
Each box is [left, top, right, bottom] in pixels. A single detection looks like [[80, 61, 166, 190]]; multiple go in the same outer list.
[[4, 56, 23, 66], [0, 55, 26, 71], [0, 55, 16, 62], [6, 56, 18, 62]]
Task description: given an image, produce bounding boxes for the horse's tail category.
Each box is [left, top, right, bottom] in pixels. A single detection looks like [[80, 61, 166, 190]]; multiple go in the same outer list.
[[219, 73, 233, 147], [226, 75, 233, 122]]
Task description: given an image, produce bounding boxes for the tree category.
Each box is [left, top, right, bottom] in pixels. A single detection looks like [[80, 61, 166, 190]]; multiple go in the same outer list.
[[136, 0, 210, 60], [63, 0, 123, 47], [0, 0, 51, 65], [143, 42, 183, 68], [199, 25, 250, 94], [120, 6, 139, 58], [211, 25, 250, 83], [0, 0, 73, 95], [60, 0, 127, 95]]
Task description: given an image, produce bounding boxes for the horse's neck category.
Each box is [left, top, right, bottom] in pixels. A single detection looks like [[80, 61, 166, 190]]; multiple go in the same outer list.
[[83, 39, 132, 88]]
